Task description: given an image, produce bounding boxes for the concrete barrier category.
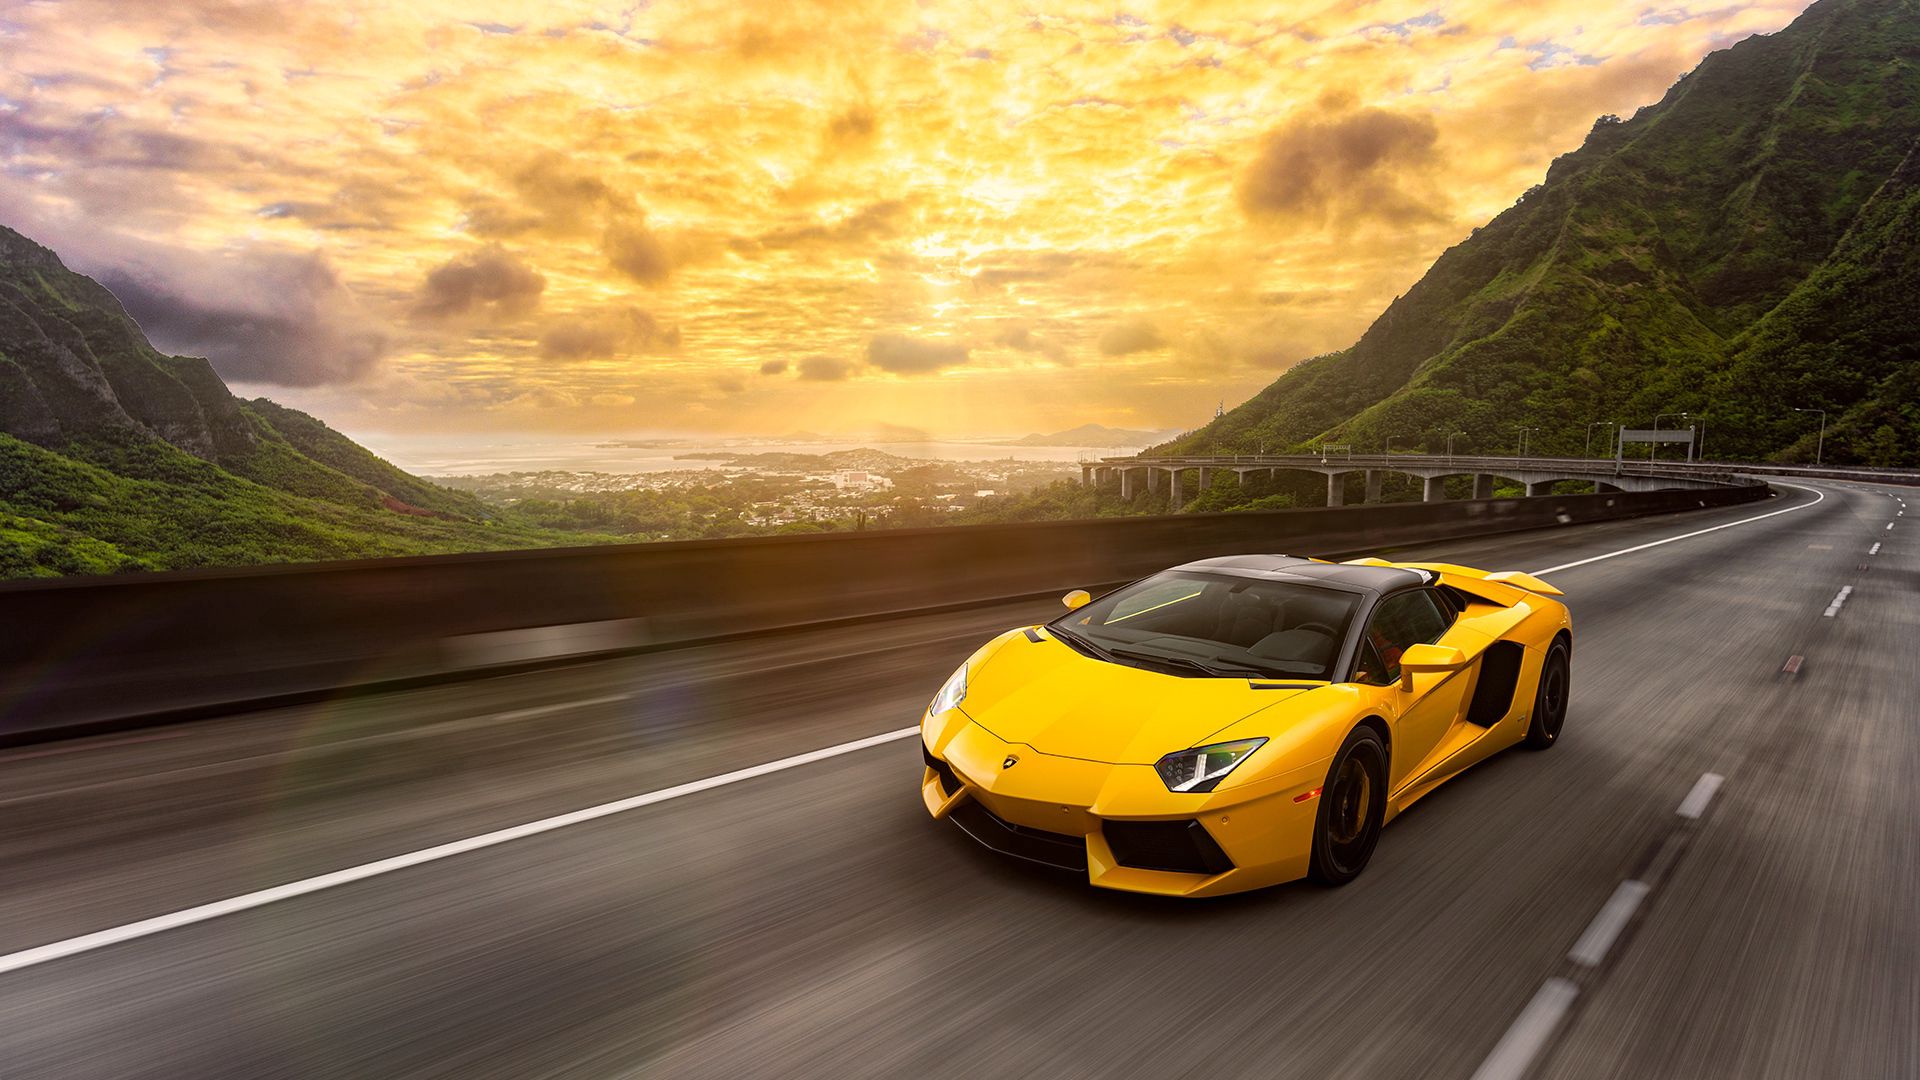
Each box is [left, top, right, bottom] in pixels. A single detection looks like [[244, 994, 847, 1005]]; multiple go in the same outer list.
[[0, 483, 1768, 743]]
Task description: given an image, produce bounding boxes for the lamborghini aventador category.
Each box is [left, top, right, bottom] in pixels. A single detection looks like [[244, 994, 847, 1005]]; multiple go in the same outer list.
[[918, 554, 1572, 896]]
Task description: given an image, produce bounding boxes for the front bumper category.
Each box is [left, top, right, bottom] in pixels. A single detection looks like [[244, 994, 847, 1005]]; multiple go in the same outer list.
[[921, 720, 1325, 898]]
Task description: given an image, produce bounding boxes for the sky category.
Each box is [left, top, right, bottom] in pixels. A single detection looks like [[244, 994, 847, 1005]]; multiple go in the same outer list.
[[0, 0, 1815, 440]]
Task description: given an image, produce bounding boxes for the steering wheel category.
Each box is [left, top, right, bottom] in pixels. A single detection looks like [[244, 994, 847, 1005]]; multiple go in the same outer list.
[[1295, 622, 1338, 637]]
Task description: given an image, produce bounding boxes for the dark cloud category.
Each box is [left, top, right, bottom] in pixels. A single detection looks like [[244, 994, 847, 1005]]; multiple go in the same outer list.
[[413, 245, 545, 321], [992, 321, 1067, 361], [101, 251, 388, 387], [759, 359, 790, 375], [1098, 317, 1167, 356], [604, 219, 673, 284], [828, 104, 877, 142], [797, 355, 854, 381], [538, 306, 681, 360], [467, 151, 624, 238], [866, 333, 969, 374], [1237, 106, 1446, 226], [733, 200, 907, 255]]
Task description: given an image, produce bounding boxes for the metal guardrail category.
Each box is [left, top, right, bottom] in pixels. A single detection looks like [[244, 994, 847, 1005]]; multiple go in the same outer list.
[[1082, 453, 1919, 486]]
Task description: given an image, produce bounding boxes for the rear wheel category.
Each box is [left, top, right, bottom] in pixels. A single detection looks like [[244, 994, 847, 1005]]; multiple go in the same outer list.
[[1308, 727, 1387, 886], [1524, 640, 1570, 750]]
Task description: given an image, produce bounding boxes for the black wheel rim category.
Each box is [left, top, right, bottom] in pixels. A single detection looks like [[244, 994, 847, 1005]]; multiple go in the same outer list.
[[1325, 749, 1380, 874], [1540, 653, 1568, 740]]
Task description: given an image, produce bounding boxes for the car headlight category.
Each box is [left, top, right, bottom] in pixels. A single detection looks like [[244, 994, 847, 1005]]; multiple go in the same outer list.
[[1154, 738, 1267, 793], [929, 663, 968, 716]]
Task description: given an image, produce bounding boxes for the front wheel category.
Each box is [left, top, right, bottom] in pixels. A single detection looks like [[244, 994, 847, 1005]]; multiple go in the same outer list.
[[1308, 727, 1387, 886], [1524, 640, 1570, 750]]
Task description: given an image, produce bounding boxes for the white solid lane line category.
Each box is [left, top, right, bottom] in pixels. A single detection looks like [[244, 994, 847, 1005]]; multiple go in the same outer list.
[[1532, 482, 1826, 576], [1567, 880, 1651, 967], [0, 725, 920, 977], [0, 487, 1830, 975], [1471, 978, 1580, 1080], [1676, 772, 1725, 820]]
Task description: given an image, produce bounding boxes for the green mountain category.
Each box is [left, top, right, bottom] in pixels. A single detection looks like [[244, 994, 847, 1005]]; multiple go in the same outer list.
[[1161, 0, 1920, 467], [0, 225, 594, 577]]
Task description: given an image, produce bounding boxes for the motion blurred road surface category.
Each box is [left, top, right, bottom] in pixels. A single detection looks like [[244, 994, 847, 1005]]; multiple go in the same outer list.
[[1, 479, 1913, 1079]]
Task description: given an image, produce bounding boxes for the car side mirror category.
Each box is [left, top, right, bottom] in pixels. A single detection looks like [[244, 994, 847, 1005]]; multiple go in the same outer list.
[[1062, 589, 1092, 611], [1398, 643, 1466, 691]]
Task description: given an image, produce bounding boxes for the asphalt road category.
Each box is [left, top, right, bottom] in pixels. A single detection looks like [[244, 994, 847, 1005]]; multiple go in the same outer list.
[[0, 479, 1913, 1079]]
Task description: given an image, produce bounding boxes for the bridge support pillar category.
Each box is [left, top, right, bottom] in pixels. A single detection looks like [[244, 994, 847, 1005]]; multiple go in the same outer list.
[[1424, 475, 1447, 502], [1197, 467, 1214, 491], [1326, 473, 1344, 507], [1169, 468, 1185, 507], [1364, 470, 1383, 504], [1473, 474, 1495, 500], [1120, 468, 1137, 500], [1147, 468, 1164, 496], [1081, 465, 1093, 485], [1526, 480, 1555, 497]]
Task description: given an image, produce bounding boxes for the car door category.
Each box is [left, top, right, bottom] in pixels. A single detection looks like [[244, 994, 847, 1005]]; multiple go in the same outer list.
[[1352, 589, 1473, 794]]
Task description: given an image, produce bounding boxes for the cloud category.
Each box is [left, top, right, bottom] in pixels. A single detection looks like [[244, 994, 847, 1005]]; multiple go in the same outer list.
[[603, 218, 674, 284], [759, 359, 790, 375], [467, 151, 623, 238], [590, 392, 636, 406], [828, 104, 877, 142], [992, 321, 1067, 361], [538, 306, 681, 360], [867, 333, 969, 374], [1097, 317, 1167, 356], [101, 249, 388, 387], [412, 245, 545, 321], [733, 200, 908, 255], [797, 355, 854, 381], [1237, 106, 1447, 227]]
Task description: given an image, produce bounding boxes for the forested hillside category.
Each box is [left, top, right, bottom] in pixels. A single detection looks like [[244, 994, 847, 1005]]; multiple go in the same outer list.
[[1161, 0, 1920, 466]]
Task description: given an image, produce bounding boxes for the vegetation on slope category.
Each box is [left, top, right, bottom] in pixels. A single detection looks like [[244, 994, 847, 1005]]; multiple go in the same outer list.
[[1160, 0, 1920, 467]]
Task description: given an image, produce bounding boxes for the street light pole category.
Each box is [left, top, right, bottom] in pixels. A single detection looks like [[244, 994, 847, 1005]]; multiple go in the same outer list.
[[1516, 426, 1537, 458], [1653, 412, 1690, 463], [1794, 408, 1827, 465], [1585, 420, 1613, 460], [1385, 435, 1401, 455], [1447, 431, 1466, 466]]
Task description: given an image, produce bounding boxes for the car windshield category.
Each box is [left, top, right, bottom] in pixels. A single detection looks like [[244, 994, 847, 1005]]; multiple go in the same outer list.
[[1049, 571, 1359, 680]]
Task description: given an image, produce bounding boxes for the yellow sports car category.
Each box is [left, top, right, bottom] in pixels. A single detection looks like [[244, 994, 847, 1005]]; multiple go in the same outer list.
[[919, 555, 1572, 896]]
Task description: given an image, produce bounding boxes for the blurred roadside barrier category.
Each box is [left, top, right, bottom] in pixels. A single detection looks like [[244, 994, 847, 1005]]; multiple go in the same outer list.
[[0, 482, 1767, 743]]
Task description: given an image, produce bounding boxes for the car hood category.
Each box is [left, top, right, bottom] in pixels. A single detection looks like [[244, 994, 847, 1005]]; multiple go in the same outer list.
[[959, 632, 1312, 764]]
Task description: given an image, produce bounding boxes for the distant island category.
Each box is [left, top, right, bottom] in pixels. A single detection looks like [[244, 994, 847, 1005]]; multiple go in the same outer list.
[[1000, 423, 1177, 448]]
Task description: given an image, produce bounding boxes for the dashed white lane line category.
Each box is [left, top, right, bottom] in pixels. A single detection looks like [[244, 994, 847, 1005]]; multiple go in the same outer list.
[[1871, 542, 1882, 556], [0, 724, 920, 977], [1676, 772, 1725, 820], [1567, 880, 1651, 967], [1473, 771, 1727, 1079], [1470, 978, 1580, 1080], [1532, 482, 1825, 576], [1824, 586, 1853, 618], [1889, 522, 1897, 531]]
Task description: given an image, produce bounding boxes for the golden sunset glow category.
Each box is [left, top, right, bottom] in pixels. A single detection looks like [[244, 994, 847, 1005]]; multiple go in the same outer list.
[[0, 0, 1813, 437]]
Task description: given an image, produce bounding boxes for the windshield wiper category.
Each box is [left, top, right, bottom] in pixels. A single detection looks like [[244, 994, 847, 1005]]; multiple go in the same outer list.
[[1107, 648, 1266, 679], [1048, 625, 1118, 662]]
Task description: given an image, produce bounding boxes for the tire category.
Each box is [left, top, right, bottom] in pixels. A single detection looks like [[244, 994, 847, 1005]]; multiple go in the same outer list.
[[1524, 639, 1571, 750], [1308, 727, 1388, 886]]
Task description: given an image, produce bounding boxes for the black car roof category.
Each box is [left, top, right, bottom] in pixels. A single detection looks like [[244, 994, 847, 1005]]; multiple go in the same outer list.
[[1167, 554, 1430, 595]]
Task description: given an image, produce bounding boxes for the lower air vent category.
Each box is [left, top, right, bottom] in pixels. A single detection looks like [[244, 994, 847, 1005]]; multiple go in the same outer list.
[[923, 745, 963, 797], [1103, 819, 1234, 875]]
